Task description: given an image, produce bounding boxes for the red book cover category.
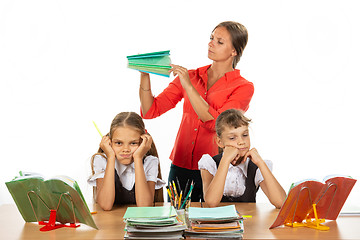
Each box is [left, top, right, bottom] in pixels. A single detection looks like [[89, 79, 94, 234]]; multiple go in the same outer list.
[[270, 175, 356, 229]]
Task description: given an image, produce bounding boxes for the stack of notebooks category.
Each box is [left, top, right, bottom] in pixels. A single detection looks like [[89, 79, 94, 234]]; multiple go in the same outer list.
[[123, 206, 186, 239], [127, 50, 171, 77], [185, 205, 244, 239]]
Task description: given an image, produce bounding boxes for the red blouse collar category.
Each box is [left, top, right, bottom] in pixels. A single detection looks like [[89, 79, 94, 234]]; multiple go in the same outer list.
[[197, 65, 240, 82]]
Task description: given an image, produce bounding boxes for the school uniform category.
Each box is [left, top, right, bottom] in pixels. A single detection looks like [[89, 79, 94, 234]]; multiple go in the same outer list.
[[198, 153, 273, 202], [88, 155, 165, 205]]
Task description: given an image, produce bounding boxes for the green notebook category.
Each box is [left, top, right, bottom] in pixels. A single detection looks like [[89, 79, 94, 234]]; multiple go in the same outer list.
[[5, 172, 98, 229], [127, 65, 171, 77], [123, 206, 177, 219], [188, 205, 239, 221], [127, 50, 171, 77], [127, 50, 170, 59]]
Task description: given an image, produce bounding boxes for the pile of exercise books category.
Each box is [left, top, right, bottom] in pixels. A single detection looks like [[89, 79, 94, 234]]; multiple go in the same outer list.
[[185, 205, 244, 239], [123, 206, 186, 239], [127, 50, 171, 77]]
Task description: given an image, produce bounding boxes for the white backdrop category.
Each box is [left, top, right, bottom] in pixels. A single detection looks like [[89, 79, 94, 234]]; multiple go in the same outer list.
[[1, 0, 359, 211]]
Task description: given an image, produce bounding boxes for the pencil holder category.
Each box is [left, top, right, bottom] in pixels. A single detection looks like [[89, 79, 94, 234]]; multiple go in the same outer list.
[[166, 179, 194, 211], [176, 208, 190, 228]]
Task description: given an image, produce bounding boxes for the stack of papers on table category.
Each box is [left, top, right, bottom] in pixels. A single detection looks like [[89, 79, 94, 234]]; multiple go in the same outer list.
[[123, 206, 186, 239], [185, 205, 243, 239], [127, 50, 171, 77]]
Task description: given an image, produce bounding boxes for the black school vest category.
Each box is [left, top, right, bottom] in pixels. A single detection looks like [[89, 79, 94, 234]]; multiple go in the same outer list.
[[213, 153, 259, 202], [114, 170, 136, 205]]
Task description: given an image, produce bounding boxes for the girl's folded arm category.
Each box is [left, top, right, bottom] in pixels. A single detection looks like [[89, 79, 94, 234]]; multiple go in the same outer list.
[[95, 170, 116, 211], [257, 161, 286, 209]]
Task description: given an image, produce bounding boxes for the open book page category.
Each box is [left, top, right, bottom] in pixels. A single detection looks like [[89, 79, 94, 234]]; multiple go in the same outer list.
[[310, 176, 356, 220], [270, 180, 324, 229], [50, 175, 86, 203], [323, 174, 353, 182], [12, 171, 45, 180]]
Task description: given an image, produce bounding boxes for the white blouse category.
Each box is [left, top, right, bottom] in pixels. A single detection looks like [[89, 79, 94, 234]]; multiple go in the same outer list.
[[88, 155, 166, 191], [198, 154, 273, 197]]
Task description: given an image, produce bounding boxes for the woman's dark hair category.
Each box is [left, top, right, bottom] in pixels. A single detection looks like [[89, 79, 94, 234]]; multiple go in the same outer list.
[[213, 21, 248, 68]]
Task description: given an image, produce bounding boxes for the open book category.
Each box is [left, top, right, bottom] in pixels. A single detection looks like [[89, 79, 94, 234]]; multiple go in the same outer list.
[[5, 171, 98, 229], [127, 50, 171, 77], [270, 175, 356, 229]]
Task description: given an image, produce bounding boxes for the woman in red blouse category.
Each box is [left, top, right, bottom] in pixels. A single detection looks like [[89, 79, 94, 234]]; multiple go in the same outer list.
[[139, 21, 254, 201]]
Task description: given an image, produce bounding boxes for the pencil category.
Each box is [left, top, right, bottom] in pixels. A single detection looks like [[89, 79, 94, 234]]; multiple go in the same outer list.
[[176, 177, 181, 193], [169, 184, 175, 201], [186, 181, 194, 209], [180, 182, 194, 209], [172, 181, 179, 199], [166, 186, 174, 206], [183, 179, 190, 200], [169, 184, 176, 206], [178, 191, 182, 209], [92, 121, 103, 137]]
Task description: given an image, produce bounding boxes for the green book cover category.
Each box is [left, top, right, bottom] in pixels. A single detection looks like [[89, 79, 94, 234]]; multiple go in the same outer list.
[[127, 50, 171, 77], [127, 50, 170, 59], [127, 64, 171, 77], [123, 206, 177, 219], [5, 172, 98, 229], [128, 55, 171, 66]]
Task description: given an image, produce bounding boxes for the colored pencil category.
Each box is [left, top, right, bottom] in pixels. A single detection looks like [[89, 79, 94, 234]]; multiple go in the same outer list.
[[180, 181, 194, 209], [172, 181, 179, 199], [178, 191, 182, 209], [183, 179, 190, 200], [166, 186, 174, 206], [92, 121, 103, 137]]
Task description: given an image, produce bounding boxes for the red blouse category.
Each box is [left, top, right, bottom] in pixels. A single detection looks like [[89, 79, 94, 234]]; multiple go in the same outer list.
[[141, 65, 254, 170]]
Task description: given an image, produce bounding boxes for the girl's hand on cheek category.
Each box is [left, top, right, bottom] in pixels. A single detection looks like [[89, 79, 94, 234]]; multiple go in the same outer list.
[[222, 145, 241, 164], [243, 148, 263, 166], [133, 134, 152, 160], [100, 135, 115, 159]]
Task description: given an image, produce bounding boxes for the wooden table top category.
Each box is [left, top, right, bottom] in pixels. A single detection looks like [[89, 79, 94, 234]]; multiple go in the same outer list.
[[1, 202, 360, 239]]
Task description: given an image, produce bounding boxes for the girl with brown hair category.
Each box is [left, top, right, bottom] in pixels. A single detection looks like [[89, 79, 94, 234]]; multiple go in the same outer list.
[[88, 112, 165, 210], [199, 109, 286, 208]]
